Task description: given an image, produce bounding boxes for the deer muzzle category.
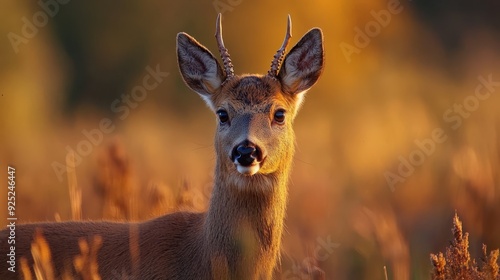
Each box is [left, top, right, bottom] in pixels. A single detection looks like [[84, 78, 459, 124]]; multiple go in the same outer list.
[[231, 141, 264, 175]]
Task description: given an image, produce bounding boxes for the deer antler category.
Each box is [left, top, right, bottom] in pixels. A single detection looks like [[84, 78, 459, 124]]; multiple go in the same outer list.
[[268, 15, 292, 78], [215, 13, 235, 81]]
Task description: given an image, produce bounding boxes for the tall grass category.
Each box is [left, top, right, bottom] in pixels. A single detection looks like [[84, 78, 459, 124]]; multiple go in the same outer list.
[[18, 147, 499, 279], [431, 213, 499, 280]]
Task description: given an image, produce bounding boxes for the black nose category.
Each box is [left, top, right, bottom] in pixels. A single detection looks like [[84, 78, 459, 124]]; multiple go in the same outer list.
[[233, 143, 260, 166]]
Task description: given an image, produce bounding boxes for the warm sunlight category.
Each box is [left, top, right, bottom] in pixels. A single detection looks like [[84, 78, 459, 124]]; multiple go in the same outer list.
[[0, 1, 499, 279]]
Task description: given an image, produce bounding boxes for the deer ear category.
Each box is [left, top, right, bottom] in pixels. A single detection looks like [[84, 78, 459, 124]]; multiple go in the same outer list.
[[278, 28, 324, 95], [177, 32, 225, 110]]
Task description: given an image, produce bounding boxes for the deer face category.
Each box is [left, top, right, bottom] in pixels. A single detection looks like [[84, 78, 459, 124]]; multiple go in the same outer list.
[[177, 15, 324, 179], [211, 75, 298, 177]]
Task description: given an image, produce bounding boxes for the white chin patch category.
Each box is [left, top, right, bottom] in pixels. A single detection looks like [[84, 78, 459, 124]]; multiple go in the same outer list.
[[236, 163, 260, 175]]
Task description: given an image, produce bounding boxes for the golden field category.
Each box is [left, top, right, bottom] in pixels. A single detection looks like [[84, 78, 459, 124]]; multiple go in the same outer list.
[[0, 1, 499, 279]]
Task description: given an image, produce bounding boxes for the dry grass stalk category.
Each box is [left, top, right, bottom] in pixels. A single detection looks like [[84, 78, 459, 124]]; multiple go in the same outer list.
[[145, 181, 175, 216], [430, 213, 500, 280], [481, 245, 500, 280], [175, 179, 208, 212], [20, 257, 33, 280], [430, 252, 446, 280], [176, 180, 195, 210], [73, 235, 102, 280], [31, 230, 55, 280], [27, 232, 103, 279], [66, 150, 82, 221], [95, 141, 133, 220]]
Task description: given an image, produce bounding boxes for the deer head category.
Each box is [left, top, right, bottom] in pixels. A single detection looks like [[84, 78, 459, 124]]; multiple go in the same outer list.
[[177, 14, 324, 191]]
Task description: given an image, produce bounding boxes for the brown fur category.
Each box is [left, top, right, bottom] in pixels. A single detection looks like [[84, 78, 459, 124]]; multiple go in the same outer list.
[[0, 16, 324, 279]]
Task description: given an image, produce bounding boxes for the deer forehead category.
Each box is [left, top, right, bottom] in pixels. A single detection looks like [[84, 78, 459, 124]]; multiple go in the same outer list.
[[213, 75, 294, 111]]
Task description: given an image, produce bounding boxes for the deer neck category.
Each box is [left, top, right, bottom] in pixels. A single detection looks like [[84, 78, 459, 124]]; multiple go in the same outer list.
[[203, 162, 291, 277]]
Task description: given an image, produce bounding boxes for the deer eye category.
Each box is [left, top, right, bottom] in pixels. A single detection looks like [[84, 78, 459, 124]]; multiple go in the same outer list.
[[216, 109, 229, 124], [274, 109, 286, 124]]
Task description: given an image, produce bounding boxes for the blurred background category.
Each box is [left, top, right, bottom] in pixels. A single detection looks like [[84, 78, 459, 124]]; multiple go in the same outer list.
[[1, 0, 499, 279]]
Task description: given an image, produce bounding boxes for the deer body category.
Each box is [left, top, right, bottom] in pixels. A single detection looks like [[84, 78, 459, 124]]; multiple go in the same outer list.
[[0, 14, 323, 279]]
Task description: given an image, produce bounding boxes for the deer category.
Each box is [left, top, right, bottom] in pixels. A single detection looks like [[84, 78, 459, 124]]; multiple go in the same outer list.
[[0, 14, 324, 279]]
